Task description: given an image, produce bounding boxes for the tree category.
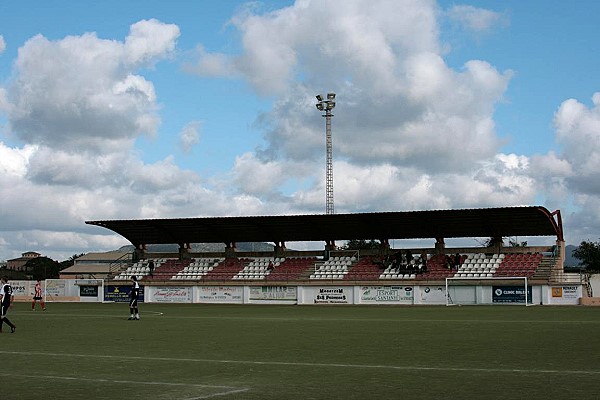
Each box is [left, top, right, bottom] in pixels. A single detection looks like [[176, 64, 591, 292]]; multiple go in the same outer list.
[[59, 253, 84, 270], [477, 236, 527, 248], [508, 237, 528, 247], [476, 236, 504, 247], [25, 257, 61, 280], [339, 239, 381, 250], [573, 240, 600, 272]]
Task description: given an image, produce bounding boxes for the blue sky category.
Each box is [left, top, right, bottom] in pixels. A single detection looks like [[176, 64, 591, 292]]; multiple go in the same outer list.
[[1, 0, 600, 261]]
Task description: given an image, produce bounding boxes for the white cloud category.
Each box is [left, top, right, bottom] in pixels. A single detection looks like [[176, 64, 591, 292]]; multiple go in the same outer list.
[[521, 92, 600, 244], [552, 93, 600, 195], [4, 22, 177, 152], [0, 141, 36, 177], [196, 0, 520, 218], [0, 87, 10, 113], [189, 0, 441, 96], [0, 35, 5, 54], [178, 121, 202, 154], [0, 20, 233, 260], [233, 152, 287, 195], [5, 1, 597, 260], [184, 45, 236, 77], [447, 5, 507, 33], [123, 19, 180, 67]]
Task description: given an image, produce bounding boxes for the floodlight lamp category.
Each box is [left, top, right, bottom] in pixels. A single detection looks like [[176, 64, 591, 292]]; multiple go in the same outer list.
[[316, 103, 324, 111], [327, 93, 336, 100], [327, 101, 336, 110], [316, 94, 323, 101]]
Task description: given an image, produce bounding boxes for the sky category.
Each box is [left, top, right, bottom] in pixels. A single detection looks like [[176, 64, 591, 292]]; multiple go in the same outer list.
[[1, 0, 600, 261]]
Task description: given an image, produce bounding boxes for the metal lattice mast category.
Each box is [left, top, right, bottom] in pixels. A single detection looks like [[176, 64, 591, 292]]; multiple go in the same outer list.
[[325, 107, 334, 214], [316, 93, 336, 214]]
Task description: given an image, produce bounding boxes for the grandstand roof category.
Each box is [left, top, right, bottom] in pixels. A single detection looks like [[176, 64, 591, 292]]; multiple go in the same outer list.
[[86, 206, 563, 247]]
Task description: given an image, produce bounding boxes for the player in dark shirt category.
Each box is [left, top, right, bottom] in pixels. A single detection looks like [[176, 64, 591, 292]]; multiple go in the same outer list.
[[0, 276, 16, 333], [128, 275, 140, 320]]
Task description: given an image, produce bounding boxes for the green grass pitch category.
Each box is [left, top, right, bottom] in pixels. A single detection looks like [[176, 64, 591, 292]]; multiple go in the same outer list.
[[2, 303, 599, 399]]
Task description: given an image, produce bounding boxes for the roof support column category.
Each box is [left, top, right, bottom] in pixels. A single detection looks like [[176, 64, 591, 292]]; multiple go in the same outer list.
[[274, 241, 286, 258], [325, 240, 336, 251], [179, 243, 191, 260], [134, 244, 147, 262], [225, 242, 237, 258], [435, 237, 445, 255], [379, 239, 391, 257], [555, 239, 566, 270]]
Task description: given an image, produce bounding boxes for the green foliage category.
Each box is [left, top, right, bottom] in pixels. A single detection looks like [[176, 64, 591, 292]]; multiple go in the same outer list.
[[0, 266, 28, 280], [59, 253, 84, 270], [508, 238, 528, 247], [25, 256, 61, 280], [476, 236, 505, 247], [573, 240, 600, 272], [339, 239, 380, 250], [477, 237, 527, 248]]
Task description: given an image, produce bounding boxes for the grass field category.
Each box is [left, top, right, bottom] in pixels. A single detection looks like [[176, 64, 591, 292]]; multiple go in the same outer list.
[[2, 302, 599, 399]]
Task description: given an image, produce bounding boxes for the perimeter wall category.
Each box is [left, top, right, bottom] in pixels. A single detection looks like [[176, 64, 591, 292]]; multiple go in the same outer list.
[[9, 279, 582, 305]]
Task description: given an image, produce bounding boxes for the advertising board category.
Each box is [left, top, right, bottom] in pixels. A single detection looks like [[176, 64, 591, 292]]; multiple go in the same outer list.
[[360, 286, 413, 304], [104, 285, 145, 303], [150, 287, 192, 303], [249, 286, 297, 301], [198, 286, 243, 303], [492, 285, 532, 304]]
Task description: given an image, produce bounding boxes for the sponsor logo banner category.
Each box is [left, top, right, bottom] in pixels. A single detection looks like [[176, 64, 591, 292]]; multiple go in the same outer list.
[[46, 279, 67, 298], [8, 280, 30, 297], [80, 285, 98, 297], [360, 286, 413, 304], [198, 286, 243, 303], [104, 285, 145, 303], [249, 286, 297, 301], [420, 286, 446, 304], [552, 286, 579, 299], [151, 287, 192, 303], [313, 287, 351, 304], [492, 285, 532, 303]]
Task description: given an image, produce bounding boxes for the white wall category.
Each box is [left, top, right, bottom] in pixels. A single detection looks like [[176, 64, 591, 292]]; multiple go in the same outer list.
[[10, 279, 584, 305], [589, 274, 600, 297]]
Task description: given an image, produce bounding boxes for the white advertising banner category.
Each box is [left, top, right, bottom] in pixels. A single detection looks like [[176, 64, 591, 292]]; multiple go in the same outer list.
[[249, 286, 297, 301], [43, 279, 79, 301], [8, 280, 31, 299], [150, 287, 192, 303], [306, 287, 353, 304], [419, 286, 447, 304], [360, 286, 414, 304], [198, 286, 243, 303], [550, 285, 581, 305], [45, 279, 67, 298]]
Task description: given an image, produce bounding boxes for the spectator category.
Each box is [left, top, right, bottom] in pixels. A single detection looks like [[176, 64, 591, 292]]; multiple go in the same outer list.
[[445, 254, 454, 271], [267, 261, 274, 271], [420, 250, 428, 270], [405, 249, 413, 265], [454, 253, 462, 270], [148, 260, 155, 276]]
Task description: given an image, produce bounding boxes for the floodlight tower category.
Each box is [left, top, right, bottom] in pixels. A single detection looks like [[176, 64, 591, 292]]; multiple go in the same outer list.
[[316, 93, 336, 215]]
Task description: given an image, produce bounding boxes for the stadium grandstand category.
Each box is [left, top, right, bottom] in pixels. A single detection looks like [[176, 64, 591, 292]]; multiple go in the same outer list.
[[59, 206, 590, 306]]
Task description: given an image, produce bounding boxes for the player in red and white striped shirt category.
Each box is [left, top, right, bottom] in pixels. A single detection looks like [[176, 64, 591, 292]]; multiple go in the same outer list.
[[32, 280, 46, 311]]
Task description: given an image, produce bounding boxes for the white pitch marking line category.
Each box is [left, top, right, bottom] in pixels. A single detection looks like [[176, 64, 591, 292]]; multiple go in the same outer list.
[[13, 310, 164, 318], [144, 310, 165, 316], [0, 372, 250, 400], [1, 350, 599, 376]]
